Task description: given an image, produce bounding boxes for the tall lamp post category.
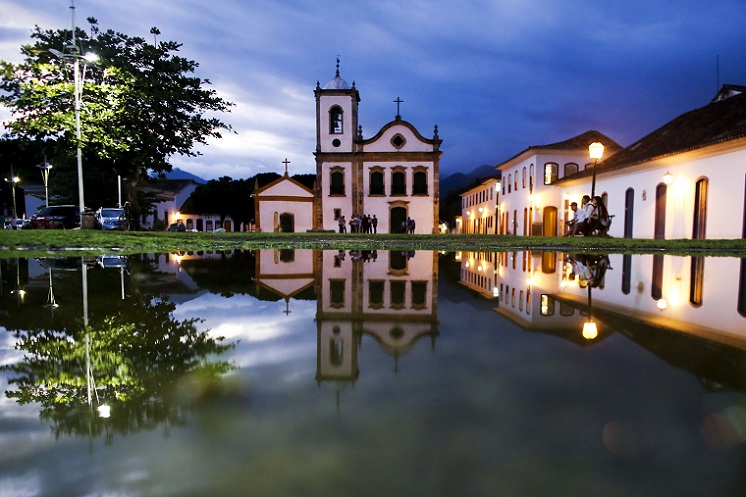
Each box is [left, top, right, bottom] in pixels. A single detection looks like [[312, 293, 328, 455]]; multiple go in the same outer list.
[[4, 167, 20, 221], [51, 47, 99, 226], [588, 142, 605, 199], [37, 159, 53, 208]]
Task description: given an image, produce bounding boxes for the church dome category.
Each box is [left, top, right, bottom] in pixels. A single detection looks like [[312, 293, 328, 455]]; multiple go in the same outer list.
[[324, 74, 350, 90]]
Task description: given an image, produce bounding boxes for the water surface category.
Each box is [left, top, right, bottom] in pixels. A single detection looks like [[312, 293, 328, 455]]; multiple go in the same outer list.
[[1, 250, 745, 496]]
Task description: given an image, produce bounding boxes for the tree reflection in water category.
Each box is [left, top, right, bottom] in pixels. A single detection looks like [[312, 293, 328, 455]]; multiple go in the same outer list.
[[2, 295, 235, 442]]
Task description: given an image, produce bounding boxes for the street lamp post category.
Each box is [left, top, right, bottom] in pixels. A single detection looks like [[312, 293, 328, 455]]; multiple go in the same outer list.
[[588, 142, 605, 199], [4, 166, 20, 221], [51, 49, 99, 226], [37, 160, 53, 208], [50, 0, 99, 227]]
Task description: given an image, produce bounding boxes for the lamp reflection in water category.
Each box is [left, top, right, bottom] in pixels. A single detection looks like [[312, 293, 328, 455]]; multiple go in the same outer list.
[[45, 268, 59, 312], [582, 285, 598, 340], [81, 259, 111, 418]]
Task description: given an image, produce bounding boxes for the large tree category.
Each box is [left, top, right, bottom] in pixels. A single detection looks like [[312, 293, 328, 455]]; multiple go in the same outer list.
[[0, 19, 233, 226]]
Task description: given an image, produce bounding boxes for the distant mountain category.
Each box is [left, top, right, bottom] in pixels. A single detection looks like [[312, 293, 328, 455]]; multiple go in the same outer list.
[[440, 164, 499, 198], [160, 168, 207, 184]]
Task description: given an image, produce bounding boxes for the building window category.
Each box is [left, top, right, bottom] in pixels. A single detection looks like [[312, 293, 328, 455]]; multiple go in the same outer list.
[[390, 280, 406, 309], [370, 170, 385, 195], [330, 169, 345, 196], [544, 163, 558, 184], [529, 164, 534, 193], [330, 279, 346, 308], [522, 167, 526, 188], [391, 169, 406, 195], [411, 281, 427, 309], [514, 170, 519, 191], [692, 178, 708, 239], [540, 295, 555, 316], [329, 329, 344, 367], [391, 133, 406, 149], [369, 280, 385, 309], [329, 106, 343, 134], [334, 208, 341, 220], [564, 163, 578, 176], [413, 170, 428, 195]]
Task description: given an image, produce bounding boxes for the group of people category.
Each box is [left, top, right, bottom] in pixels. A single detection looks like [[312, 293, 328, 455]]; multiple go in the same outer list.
[[567, 253, 610, 288], [339, 214, 378, 233], [564, 195, 611, 237]]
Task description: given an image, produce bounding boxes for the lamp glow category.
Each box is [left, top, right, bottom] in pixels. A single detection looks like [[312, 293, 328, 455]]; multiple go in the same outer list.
[[582, 320, 598, 340], [657, 299, 668, 311], [663, 171, 674, 185], [589, 142, 605, 160]]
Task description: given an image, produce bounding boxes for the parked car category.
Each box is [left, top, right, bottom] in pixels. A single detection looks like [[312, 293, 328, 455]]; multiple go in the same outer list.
[[28, 205, 87, 229], [3, 218, 29, 230], [95, 207, 129, 231]]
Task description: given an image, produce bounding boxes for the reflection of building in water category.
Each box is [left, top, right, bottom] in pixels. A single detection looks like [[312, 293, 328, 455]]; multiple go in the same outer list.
[[254, 249, 315, 313], [485, 250, 746, 386], [456, 251, 500, 299], [315, 250, 439, 389]]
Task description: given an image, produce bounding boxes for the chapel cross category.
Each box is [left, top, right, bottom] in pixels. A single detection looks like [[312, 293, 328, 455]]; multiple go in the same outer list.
[[394, 97, 403, 117], [282, 158, 291, 176]]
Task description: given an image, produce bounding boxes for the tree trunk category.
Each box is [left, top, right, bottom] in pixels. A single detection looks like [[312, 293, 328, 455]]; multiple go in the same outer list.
[[125, 168, 142, 230]]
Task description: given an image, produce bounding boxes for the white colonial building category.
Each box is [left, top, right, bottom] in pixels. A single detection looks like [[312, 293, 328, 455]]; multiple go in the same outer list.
[[313, 63, 442, 233], [496, 130, 621, 237], [497, 85, 746, 241], [460, 177, 501, 234]]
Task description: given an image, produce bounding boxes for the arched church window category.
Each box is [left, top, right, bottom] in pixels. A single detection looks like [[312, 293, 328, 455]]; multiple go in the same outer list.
[[330, 106, 343, 134], [413, 170, 428, 195], [370, 169, 385, 195], [391, 169, 406, 196], [330, 169, 345, 196]]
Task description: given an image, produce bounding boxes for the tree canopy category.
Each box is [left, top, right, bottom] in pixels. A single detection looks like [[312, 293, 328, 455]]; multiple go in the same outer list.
[[0, 19, 233, 222]]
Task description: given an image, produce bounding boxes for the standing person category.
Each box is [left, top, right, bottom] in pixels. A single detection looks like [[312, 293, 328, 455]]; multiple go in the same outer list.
[[411, 218, 416, 234], [362, 214, 370, 234], [563, 202, 579, 236], [372, 214, 378, 234], [406, 217, 413, 234], [339, 215, 346, 233]]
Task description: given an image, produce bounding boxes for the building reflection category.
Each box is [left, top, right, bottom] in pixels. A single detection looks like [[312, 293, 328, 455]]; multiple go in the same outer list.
[[464, 249, 746, 389], [313, 250, 439, 392]]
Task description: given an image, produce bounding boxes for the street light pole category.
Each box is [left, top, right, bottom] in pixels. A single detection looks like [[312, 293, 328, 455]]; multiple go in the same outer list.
[[49, 0, 98, 227], [37, 159, 53, 208], [5, 166, 20, 221], [74, 55, 85, 225]]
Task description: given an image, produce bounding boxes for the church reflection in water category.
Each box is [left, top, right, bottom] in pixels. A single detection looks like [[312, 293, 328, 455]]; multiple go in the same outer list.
[[252, 249, 439, 391], [457, 249, 746, 389]]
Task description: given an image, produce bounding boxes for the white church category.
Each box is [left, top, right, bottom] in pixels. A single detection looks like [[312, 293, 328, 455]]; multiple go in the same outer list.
[[255, 62, 442, 234]]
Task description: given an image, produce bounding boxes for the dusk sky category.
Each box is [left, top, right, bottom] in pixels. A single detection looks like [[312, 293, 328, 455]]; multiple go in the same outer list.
[[2, 0, 746, 181]]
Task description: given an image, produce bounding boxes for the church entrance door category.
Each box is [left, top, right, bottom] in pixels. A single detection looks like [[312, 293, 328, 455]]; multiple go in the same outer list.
[[390, 207, 407, 234], [279, 213, 295, 233]]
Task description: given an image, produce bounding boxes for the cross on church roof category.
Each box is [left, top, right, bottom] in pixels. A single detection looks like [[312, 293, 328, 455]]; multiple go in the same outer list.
[[282, 158, 291, 176], [394, 97, 403, 118]]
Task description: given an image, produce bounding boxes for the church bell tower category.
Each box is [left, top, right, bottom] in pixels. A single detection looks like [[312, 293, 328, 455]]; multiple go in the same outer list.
[[315, 59, 360, 154]]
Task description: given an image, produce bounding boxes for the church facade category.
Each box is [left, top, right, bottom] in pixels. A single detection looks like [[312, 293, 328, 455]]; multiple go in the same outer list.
[[313, 65, 442, 233]]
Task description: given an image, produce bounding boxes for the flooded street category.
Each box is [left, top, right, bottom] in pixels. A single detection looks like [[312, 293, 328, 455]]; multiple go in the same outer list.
[[1, 250, 745, 496]]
